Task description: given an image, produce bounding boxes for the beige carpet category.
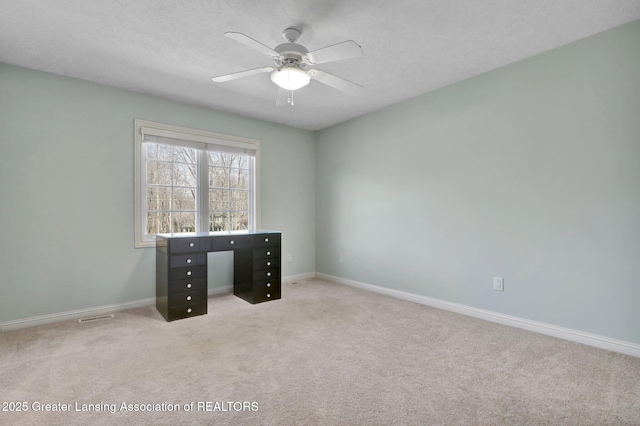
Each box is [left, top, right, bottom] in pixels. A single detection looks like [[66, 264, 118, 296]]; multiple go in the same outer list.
[[1, 279, 639, 425]]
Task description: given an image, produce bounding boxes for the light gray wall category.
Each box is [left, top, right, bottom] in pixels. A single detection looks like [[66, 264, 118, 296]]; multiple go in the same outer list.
[[0, 63, 315, 323], [315, 21, 640, 344]]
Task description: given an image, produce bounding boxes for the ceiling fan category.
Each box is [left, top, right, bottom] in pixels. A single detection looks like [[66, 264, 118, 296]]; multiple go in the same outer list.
[[211, 27, 364, 105]]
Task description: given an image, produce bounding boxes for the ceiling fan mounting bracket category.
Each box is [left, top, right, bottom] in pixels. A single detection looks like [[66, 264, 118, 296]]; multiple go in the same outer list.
[[282, 28, 301, 43]]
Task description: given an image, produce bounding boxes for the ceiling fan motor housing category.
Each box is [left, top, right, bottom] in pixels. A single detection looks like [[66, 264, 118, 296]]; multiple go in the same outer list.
[[274, 43, 309, 66]]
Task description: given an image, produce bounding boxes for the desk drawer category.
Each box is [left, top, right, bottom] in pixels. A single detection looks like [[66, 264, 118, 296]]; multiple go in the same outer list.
[[255, 278, 280, 292], [253, 258, 281, 270], [253, 247, 280, 260], [168, 302, 207, 321], [255, 268, 280, 280], [169, 265, 207, 281], [169, 253, 206, 268], [168, 277, 207, 294], [211, 235, 249, 251], [167, 238, 201, 254], [168, 289, 207, 306], [251, 233, 281, 248]]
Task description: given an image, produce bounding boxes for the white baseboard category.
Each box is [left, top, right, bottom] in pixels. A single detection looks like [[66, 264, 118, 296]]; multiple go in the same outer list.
[[282, 272, 317, 284], [0, 298, 157, 333], [208, 285, 233, 296], [316, 272, 640, 358]]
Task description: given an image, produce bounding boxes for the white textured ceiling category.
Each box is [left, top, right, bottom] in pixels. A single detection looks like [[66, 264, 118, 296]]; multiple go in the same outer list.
[[2, 1, 639, 130]]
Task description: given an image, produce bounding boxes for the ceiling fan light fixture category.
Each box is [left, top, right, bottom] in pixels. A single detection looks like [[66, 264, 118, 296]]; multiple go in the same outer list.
[[270, 67, 310, 91]]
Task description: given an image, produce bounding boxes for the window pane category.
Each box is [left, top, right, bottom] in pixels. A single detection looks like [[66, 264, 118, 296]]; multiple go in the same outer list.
[[209, 166, 229, 188], [208, 151, 233, 167], [230, 211, 249, 231], [147, 211, 171, 234], [174, 147, 197, 164], [233, 155, 249, 170], [174, 163, 197, 187], [173, 187, 196, 211], [145, 143, 158, 160], [230, 190, 248, 210], [173, 212, 196, 233], [210, 212, 228, 232], [229, 168, 249, 189], [147, 161, 172, 185], [147, 186, 172, 211], [209, 189, 228, 211], [146, 143, 174, 161]]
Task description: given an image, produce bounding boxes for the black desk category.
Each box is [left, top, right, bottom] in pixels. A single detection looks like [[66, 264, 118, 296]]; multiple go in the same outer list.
[[155, 231, 282, 321]]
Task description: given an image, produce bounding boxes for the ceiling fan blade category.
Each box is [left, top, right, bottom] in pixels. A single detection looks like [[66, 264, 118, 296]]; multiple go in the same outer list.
[[212, 66, 274, 83], [275, 87, 290, 106], [308, 69, 363, 96], [306, 40, 363, 65], [224, 32, 279, 58]]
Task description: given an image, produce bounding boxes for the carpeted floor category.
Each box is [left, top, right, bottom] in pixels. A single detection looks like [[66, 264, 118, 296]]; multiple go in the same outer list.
[[1, 279, 639, 425]]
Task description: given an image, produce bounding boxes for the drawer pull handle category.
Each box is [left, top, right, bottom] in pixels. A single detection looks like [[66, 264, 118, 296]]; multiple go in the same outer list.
[[186, 258, 192, 264], [267, 283, 271, 287], [264, 238, 269, 242], [266, 251, 271, 256], [186, 296, 192, 301], [186, 271, 192, 276], [189, 242, 195, 247], [267, 272, 271, 277], [266, 261, 271, 266], [230, 240, 235, 245], [187, 308, 192, 313], [187, 283, 192, 289], [267, 293, 271, 298]]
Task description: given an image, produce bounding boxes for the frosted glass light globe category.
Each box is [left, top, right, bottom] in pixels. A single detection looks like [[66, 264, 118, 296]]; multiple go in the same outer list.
[[270, 67, 310, 90]]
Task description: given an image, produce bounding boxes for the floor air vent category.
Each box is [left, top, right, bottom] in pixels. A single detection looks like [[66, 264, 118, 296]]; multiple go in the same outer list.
[[78, 314, 114, 324]]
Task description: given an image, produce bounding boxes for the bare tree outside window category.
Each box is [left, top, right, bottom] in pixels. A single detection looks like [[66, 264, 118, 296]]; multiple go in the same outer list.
[[145, 143, 250, 234], [208, 152, 250, 231], [145, 144, 197, 234]]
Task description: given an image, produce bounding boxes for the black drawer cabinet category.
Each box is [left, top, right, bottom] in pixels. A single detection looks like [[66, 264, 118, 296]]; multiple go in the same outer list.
[[233, 241, 282, 304], [156, 231, 282, 322]]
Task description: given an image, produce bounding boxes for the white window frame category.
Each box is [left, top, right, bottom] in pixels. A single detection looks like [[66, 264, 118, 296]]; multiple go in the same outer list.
[[134, 119, 261, 248]]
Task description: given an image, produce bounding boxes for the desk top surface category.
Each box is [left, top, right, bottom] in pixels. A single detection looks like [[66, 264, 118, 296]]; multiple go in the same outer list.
[[155, 230, 281, 240]]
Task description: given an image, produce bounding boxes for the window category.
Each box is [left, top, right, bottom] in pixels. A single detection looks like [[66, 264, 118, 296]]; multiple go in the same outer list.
[[134, 120, 260, 248]]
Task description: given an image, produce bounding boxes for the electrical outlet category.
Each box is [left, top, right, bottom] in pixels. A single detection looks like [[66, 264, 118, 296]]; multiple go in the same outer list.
[[493, 277, 504, 292], [339, 254, 344, 264], [286, 253, 292, 263]]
